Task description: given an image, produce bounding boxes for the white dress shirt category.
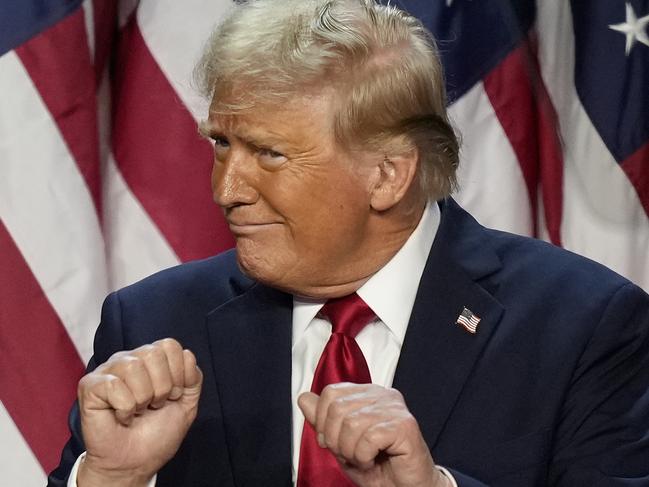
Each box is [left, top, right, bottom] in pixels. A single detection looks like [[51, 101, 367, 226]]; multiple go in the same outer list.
[[70, 201, 455, 487], [291, 201, 455, 486]]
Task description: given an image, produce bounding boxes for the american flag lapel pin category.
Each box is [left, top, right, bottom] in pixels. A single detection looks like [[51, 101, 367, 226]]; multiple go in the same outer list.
[[456, 307, 481, 334]]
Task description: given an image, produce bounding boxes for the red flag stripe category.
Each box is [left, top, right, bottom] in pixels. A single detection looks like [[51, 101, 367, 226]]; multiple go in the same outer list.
[[92, 0, 118, 85], [15, 8, 102, 218], [621, 142, 649, 217], [112, 18, 233, 262], [0, 222, 85, 473], [482, 38, 564, 245]]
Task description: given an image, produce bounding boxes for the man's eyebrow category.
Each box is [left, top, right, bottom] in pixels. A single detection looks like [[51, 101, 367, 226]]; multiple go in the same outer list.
[[199, 119, 290, 149], [197, 120, 218, 139]]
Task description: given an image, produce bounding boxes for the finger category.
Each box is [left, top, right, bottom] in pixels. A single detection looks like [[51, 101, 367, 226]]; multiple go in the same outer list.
[[352, 420, 395, 469], [321, 388, 375, 455], [338, 406, 381, 462], [353, 412, 423, 467], [182, 349, 203, 395], [315, 383, 359, 439], [105, 375, 139, 425], [135, 344, 174, 409], [351, 392, 418, 465], [111, 356, 155, 412], [79, 373, 137, 426], [156, 338, 185, 400], [297, 392, 319, 427]]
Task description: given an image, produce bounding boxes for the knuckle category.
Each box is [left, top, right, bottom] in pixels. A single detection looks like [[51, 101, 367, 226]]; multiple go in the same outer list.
[[157, 337, 183, 353], [183, 349, 197, 366], [328, 397, 348, 418], [121, 355, 143, 373], [107, 350, 128, 361], [77, 373, 93, 390], [94, 374, 124, 402], [341, 413, 361, 432], [320, 384, 336, 401], [77, 374, 97, 401], [138, 344, 163, 361], [362, 424, 384, 445], [104, 374, 124, 393], [387, 387, 404, 401], [401, 414, 420, 433]]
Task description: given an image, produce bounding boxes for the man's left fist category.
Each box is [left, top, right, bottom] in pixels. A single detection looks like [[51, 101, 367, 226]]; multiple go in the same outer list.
[[298, 383, 450, 487]]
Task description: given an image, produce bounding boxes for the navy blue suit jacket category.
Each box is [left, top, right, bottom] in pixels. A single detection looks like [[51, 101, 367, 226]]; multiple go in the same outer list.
[[49, 199, 649, 486]]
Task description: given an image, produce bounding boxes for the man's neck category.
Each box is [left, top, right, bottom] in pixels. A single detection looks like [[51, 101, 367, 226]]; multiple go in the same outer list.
[[291, 198, 427, 300]]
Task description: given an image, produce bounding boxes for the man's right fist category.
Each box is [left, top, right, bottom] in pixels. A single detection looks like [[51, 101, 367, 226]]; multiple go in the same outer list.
[[76, 338, 203, 487]]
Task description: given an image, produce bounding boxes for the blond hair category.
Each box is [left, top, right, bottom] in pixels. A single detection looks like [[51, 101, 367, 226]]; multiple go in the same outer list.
[[196, 0, 459, 198]]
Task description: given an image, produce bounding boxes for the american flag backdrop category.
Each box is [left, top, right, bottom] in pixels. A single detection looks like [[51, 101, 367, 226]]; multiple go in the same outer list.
[[0, 0, 647, 484]]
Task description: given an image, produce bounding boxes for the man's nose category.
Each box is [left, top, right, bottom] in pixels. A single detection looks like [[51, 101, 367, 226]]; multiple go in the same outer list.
[[211, 153, 258, 208]]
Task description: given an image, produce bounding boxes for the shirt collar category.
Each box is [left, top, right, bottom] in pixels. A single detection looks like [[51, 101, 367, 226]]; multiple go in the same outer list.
[[292, 201, 440, 346]]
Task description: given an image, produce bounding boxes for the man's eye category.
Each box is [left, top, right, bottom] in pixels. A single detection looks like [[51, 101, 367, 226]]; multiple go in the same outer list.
[[213, 136, 230, 148], [213, 137, 230, 159], [258, 148, 287, 168], [258, 147, 282, 158]]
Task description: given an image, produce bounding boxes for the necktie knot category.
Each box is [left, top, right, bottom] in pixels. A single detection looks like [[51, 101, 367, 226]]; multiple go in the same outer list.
[[320, 293, 375, 338]]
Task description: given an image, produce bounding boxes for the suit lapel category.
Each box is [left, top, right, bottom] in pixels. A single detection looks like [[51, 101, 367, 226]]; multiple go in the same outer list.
[[205, 283, 293, 487], [203, 199, 503, 481], [393, 199, 504, 450]]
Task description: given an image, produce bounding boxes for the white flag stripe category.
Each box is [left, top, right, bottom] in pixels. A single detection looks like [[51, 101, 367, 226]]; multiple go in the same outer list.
[[95, 52, 181, 291], [82, 0, 95, 61], [0, 402, 46, 485], [451, 82, 534, 236], [137, 0, 232, 123], [535, 3, 649, 291], [0, 52, 108, 362], [103, 153, 181, 291]]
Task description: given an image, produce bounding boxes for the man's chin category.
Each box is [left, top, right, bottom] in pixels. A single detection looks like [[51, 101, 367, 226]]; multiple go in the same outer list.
[[235, 248, 284, 286], [234, 248, 316, 297]]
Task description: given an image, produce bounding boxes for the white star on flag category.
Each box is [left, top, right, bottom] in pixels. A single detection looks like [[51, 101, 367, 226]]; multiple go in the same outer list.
[[608, 2, 649, 55]]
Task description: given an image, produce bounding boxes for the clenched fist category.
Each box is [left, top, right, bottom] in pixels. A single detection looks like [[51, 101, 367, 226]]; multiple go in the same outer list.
[[76, 338, 203, 487], [298, 383, 450, 487]]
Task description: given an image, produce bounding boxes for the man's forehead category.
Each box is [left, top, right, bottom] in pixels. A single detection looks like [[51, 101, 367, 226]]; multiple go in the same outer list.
[[206, 92, 335, 139], [209, 87, 334, 119]]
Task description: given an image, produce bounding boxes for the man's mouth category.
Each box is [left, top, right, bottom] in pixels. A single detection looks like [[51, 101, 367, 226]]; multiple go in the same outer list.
[[227, 221, 282, 235]]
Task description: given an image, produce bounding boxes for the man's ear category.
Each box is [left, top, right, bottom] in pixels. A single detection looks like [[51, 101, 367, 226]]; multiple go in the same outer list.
[[369, 148, 419, 211]]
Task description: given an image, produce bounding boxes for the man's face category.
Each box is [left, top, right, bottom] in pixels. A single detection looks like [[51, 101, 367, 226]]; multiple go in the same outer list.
[[205, 92, 380, 297]]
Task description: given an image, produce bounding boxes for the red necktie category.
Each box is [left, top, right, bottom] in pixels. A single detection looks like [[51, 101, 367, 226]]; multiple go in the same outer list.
[[297, 293, 375, 487]]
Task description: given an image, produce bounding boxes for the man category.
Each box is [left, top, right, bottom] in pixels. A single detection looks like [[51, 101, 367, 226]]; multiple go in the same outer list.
[[49, 0, 649, 486]]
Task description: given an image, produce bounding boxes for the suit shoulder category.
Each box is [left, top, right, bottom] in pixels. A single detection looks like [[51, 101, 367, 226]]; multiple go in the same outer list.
[[114, 249, 253, 312], [477, 228, 649, 326], [441, 200, 632, 298], [490, 228, 627, 289]]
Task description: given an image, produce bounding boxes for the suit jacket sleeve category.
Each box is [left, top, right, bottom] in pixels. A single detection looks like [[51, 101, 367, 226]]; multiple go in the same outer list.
[[547, 281, 649, 485], [47, 291, 127, 487]]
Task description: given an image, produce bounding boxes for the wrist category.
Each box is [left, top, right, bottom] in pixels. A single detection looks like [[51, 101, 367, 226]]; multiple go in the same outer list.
[[77, 456, 153, 487], [433, 466, 455, 487]]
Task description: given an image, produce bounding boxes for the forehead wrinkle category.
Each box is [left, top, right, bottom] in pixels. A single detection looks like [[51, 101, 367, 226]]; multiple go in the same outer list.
[[209, 108, 333, 156]]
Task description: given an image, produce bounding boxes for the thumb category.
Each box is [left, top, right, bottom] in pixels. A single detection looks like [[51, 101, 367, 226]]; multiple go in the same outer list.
[[298, 391, 319, 426]]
